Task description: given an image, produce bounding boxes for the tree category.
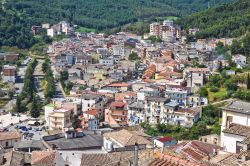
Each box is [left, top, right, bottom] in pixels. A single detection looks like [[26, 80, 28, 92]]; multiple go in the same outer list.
[[72, 115, 81, 129], [217, 61, 223, 72], [42, 59, 50, 73], [199, 87, 208, 97], [148, 35, 163, 43], [30, 97, 40, 118], [242, 33, 250, 56], [60, 71, 69, 82], [247, 73, 250, 90], [231, 39, 243, 55], [15, 96, 25, 113], [128, 52, 140, 61]]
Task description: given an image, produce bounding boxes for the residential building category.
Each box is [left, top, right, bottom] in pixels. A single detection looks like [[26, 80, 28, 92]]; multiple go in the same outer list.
[[31, 151, 67, 166], [3, 52, 19, 63], [0, 130, 21, 148], [187, 95, 208, 107], [82, 108, 99, 130], [165, 85, 191, 106], [13, 140, 46, 153], [162, 25, 175, 42], [48, 108, 73, 130], [105, 83, 130, 92], [47, 28, 56, 37], [80, 93, 105, 119], [144, 97, 169, 124], [169, 140, 221, 163], [2, 65, 16, 83], [232, 54, 246, 69], [44, 131, 103, 165], [128, 100, 145, 126], [112, 44, 125, 57], [185, 67, 210, 90], [31, 26, 42, 35], [163, 20, 173, 26], [105, 101, 128, 127], [162, 104, 202, 128], [154, 136, 177, 148], [199, 134, 220, 146], [221, 100, 250, 153], [150, 22, 162, 37], [68, 68, 82, 80], [103, 129, 151, 152], [42, 23, 50, 29], [99, 56, 115, 66]]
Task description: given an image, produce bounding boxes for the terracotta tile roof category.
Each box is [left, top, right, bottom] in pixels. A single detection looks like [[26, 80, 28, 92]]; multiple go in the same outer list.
[[157, 136, 172, 143], [103, 129, 151, 146], [81, 150, 149, 166], [169, 141, 221, 162], [222, 123, 250, 137], [148, 153, 201, 166], [175, 109, 200, 116], [0, 130, 21, 141], [84, 108, 98, 116], [108, 83, 129, 87], [189, 68, 210, 73], [10, 151, 31, 166], [110, 101, 126, 108], [31, 151, 56, 166], [203, 151, 250, 166]]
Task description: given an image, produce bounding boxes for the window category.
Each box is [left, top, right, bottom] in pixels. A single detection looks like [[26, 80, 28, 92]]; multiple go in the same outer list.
[[226, 116, 233, 128], [5, 142, 8, 147], [88, 103, 90, 107]]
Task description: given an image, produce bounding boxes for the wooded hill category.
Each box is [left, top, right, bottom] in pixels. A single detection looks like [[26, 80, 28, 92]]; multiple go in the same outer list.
[[179, 0, 250, 38]]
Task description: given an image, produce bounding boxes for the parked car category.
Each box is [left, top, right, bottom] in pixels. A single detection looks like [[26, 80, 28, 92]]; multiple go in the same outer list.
[[20, 126, 28, 131], [27, 133, 34, 137]]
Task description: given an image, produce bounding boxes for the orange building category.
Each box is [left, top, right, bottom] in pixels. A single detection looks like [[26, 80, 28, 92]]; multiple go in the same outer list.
[[104, 101, 128, 127]]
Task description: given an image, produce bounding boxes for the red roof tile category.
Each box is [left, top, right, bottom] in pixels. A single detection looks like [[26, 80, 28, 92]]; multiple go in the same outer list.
[[108, 83, 129, 87], [158, 136, 172, 143]]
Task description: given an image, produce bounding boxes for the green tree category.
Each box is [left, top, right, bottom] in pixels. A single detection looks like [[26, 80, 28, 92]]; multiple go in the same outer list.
[[30, 97, 40, 118], [247, 73, 250, 90], [231, 39, 243, 55], [199, 87, 208, 97], [148, 36, 163, 43], [72, 115, 81, 129], [60, 71, 69, 82], [242, 33, 250, 56], [217, 61, 223, 72], [128, 52, 140, 61]]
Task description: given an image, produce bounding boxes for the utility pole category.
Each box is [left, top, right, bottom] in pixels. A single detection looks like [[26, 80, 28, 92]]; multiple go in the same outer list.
[[134, 142, 139, 166]]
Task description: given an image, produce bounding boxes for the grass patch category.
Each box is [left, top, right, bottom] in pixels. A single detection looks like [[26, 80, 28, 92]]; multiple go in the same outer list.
[[75, 26, 96, 33], [156, 16, 179, 21], [208, 87, 227, 102], [0, 99, 9, 108], [0, 46, 29, 54]]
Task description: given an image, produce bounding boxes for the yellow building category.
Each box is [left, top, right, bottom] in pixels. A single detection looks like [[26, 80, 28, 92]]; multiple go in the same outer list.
[[48, 108, 73, 130]]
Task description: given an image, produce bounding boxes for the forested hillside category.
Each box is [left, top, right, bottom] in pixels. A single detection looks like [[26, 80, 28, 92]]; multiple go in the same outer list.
[[179, 0, 250, 38], [6, 0, 232, 31], [0, 9, 36, 48], [0, 0, 233, 49]]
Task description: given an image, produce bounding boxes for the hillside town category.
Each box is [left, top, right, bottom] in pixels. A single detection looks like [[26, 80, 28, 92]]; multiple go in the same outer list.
[[0, 19, 250, 166]]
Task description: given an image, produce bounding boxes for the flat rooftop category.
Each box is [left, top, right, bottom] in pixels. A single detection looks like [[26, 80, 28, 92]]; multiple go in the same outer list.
[[54, 108, 71, 113], [46, 134, 103, 150]]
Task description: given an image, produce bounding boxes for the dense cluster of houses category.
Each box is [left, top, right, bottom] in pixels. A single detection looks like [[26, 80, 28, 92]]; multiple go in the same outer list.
[[2, 99, 250, 166], [1, 20, 250, 166]]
